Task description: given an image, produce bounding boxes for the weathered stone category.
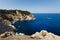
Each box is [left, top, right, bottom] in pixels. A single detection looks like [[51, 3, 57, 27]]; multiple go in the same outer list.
[[39, 30, 48, 37], [31, 30, 60, 40], [0, 32, 14, 38], [0, 22, 15, 34], [0, 30, 60, 40]]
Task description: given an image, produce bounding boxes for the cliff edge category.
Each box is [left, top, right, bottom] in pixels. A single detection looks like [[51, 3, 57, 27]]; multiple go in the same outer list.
[[0, 30, 60, 40]]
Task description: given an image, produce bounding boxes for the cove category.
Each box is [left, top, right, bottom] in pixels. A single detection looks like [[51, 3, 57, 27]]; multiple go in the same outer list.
[[12, 13, 60, 35]]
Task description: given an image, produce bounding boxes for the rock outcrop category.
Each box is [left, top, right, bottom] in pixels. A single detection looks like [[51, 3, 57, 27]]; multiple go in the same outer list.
[[0, 22, 16, 35], [31, 30, 60, 40], [0, 32, 15, 38], [0, 30, 60, 40], [0, 9, 35, 35], [0, 9, 35, 24]]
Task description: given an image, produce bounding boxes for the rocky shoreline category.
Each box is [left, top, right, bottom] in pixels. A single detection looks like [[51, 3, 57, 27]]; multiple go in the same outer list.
[[0, 9, 35, 34], [0, 30, 60, 40]]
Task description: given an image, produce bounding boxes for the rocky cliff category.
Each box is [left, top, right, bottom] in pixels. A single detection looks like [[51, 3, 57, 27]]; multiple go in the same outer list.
[[0, 22, 16, 35], [0, 9, 35, 35], [0, 9, 35, 25]]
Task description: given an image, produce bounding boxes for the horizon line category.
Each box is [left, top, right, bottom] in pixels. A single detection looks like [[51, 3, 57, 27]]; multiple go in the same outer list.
[[33, 12, 58, 14]]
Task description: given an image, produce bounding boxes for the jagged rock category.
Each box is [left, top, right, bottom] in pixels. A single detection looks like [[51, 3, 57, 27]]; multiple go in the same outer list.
[[31, 32, 40, 38], [44, 33, 60, 40], [0, 30, 60, 40], [0, 32, 14, 38], [2, 19, 11, 25], [39, 30, 48, 37], [0, 22, 16, 34], [31, 30, 60, 40], [31, 30, 48, 39]]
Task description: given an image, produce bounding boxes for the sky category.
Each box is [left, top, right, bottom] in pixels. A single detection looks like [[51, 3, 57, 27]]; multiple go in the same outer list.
[[0, 0, 60, 13]]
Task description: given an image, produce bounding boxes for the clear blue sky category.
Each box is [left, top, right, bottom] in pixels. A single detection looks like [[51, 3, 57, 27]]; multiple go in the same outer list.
[[0, 0, 60, 13]]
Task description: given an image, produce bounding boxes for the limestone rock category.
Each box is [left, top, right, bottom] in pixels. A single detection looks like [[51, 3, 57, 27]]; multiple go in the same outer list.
[[0, 32, 14, 38], [31, 30, 60, 40], [0, 30, 60, 40]]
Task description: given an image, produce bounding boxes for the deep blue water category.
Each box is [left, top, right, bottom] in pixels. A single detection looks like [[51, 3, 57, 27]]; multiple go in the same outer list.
[[12, 13, 60, 35]]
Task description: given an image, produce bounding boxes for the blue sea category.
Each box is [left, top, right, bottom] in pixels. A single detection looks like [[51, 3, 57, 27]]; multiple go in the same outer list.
[[12, 13, 60, 35]]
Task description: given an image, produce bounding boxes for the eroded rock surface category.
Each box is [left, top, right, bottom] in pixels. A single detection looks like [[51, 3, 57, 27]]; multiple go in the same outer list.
[[0, 30, 60, 40], [0, 22, 16, 34], [31, 30, 60, 40]]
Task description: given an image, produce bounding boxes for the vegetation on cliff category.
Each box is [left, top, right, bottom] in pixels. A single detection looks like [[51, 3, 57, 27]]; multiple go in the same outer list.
[[0, 9, 34, 24], [0, 9, 30, 15]]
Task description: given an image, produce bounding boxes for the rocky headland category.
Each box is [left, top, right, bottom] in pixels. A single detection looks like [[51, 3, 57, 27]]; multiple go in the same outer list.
[[0, 9, 35, 35], [0, 9, 35, 24]]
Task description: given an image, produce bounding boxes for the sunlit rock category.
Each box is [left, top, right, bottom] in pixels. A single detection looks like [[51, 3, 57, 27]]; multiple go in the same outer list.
[[39, 30, 48, 37], [31, 30, 60, 40], [0, 32, 14, 38]]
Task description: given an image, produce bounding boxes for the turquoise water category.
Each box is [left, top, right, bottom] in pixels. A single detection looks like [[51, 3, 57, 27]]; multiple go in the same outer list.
[[12, 13, 60, 35]]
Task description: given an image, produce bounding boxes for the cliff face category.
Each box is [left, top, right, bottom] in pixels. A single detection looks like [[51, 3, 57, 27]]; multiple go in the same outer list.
[[0, 9, 35, 24], [0, 22, 15, 35], [0, 9, 35, 34]]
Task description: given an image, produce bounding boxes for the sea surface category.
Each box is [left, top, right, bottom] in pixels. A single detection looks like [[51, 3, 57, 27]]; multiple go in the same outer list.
[[12, 13, 60, 35]]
